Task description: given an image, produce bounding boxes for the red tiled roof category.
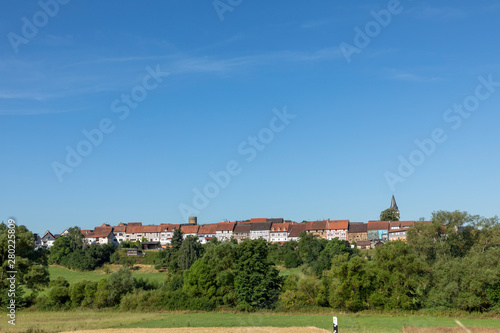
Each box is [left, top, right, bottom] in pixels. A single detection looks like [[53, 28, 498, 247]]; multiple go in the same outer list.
[[306, 220, 328, 231], [113, 225, 127, 232], [367, 221, 390, 231], [127, 222, 143, 227], [390, 221, 401, 229], [83, 226, 113, 238], [198, 224, 217, 235], [356, 240, 371, 246], [389, 229, 407, 234], [160, 224, 180, 232], [181, 225, 199, 234], [250, 222, 272, 231], [250, 218, 267, 223], [288, 224, 307, 238], [400, 221, 415, 228], [127, 225, 162, 233], [328, 220, 349, 230], [270, 223, 291, 232], [348, 222, 368, 233], [234, 224, 251, 233], [216, 222, 236, 231]]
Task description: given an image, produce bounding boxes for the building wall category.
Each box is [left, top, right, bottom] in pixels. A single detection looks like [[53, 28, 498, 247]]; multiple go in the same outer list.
[[250, 230, 269, 241], [216, 230, 233, 241], [270, 232, 288, 242], [389, 231, 407, 241], [347, 232, 368, 242], [367, 230, 381, 241], [234, 233, 250, 243], [327, 229, 347, 241]]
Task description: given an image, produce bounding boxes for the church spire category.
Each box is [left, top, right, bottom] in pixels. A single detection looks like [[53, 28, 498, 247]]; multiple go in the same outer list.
[[390, 195, 398, 211]]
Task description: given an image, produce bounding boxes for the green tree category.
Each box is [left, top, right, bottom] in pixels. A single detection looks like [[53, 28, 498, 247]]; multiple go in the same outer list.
[[426, 247, 500, 311], [69, 280, 89, 308], [234, 239, 284, 311], [178, 236, 204, 271], [311, 238, 354, 276], [95, 267, 134, 308], [380, 208, 400, 221], [297, 232, 326, 265], [369, 241, 428, 310], [327, 254, 374, 312], [471, 216, 500, 253], [0, 222, 49, 307], [279, 274, 326, 310], [171, 228, 183, 252], [407, 220, 442, 263], [284, 251, 302, 268], [49, 226, 85, 265], [183, 242, 237, 307]]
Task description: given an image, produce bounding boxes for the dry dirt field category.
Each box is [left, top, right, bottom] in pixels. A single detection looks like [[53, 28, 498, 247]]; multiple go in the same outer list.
[[60, 327, 500, 333], [402, 328, 500, 333], [61, 328, 330, 333]]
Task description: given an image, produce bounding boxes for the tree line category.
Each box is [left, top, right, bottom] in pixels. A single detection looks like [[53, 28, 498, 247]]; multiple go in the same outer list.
[[1, 210, 499, 313]]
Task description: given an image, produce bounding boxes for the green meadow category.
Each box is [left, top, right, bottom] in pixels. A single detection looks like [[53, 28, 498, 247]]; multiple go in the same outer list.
[[4, 265, 497, 333], [1, 311, 500, 333], [48, 265, 166, 285]]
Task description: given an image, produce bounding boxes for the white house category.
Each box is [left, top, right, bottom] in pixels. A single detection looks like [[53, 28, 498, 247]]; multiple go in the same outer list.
[[198, 224, 217, 244], [326, 220, 349, 241], [82, 227, 118, 246], [41, 230, 55, 248], [180, 224, 199, 239], [215, 222, 236, 242], [269, 223, 292, 243], [160, 224, 180, 245], [250, 222, 272, 241]]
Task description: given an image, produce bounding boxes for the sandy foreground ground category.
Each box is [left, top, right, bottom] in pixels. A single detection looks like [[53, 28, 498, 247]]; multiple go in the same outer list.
[[59, 327, 500, 333], [402, 328, 500, 333], [60, 328, 330, 333]]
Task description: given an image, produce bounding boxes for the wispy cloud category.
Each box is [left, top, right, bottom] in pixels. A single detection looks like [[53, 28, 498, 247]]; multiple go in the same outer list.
[[169, 48, 342, 74], [388, 70, 443, 82], [0, 46, 345, 116], [0, 48, 342, 104], [407, 6, 466, 20], [300, 19, 330, 29], [0, 108, 83, 116]]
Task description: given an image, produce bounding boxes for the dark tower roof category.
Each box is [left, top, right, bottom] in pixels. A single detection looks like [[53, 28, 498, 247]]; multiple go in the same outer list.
[[390, 195, 399, 211]]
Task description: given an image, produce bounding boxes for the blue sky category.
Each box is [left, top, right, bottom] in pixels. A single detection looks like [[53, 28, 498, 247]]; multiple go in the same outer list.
[[1, 0, 500, 234]]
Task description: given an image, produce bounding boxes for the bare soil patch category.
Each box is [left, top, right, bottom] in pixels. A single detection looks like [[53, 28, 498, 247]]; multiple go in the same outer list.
[[402, 327, 500, 333], [61, 327, 330, 333]]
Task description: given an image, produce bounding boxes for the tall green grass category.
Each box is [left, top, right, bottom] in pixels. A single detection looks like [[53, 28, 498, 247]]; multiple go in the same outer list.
[[48, 265, 165, 285], [2, 311, 499, 333]]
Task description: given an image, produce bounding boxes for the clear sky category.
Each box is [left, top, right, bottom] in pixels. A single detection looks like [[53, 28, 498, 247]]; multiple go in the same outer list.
[[1, 0, 500, 234]]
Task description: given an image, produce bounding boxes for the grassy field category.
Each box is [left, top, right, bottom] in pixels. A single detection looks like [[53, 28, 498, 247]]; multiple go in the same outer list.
[[9, 266, 498, 332], [48, 265, 166, 285], [1, 311, 499, 333], [276, 266, 305, 277]]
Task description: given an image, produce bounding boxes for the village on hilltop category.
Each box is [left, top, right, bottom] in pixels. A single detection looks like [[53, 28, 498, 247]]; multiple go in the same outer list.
[[36, 196, 431, 250]]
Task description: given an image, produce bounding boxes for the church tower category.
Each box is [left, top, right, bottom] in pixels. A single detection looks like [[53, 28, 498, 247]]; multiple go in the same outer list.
[[390, 195, 400, 220], [390, 195, 398, 211]]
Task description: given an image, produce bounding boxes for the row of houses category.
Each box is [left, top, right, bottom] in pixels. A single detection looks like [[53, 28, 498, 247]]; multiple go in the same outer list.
[[36, 218, 431, 249]]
